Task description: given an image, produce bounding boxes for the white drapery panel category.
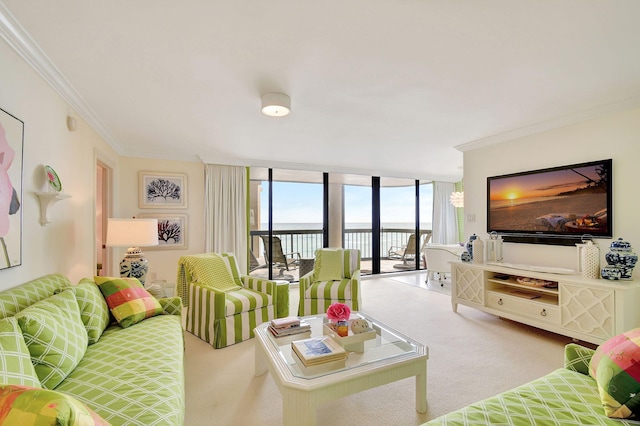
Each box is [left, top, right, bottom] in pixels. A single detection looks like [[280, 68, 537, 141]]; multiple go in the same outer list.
[[432, 181, 459, 244], [204, 164, 248, 273]]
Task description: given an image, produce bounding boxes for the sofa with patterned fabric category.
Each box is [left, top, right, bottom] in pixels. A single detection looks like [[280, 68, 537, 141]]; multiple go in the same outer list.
[[424, 333, 640, 426], [0, 273, 184, 425], [298, 248, 361, 316], [179, 252, 277, 348]]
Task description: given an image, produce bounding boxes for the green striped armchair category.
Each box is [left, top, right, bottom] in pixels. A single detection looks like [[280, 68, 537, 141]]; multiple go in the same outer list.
[[298, 248, 361, 316], [179, 253, 276, 349]]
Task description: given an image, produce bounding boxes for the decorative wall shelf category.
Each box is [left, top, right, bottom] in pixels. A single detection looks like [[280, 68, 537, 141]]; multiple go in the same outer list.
[[35, 192, 71, 225]]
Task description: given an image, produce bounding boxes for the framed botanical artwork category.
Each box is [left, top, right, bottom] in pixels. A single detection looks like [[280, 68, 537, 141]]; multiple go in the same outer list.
[[0, 108, 23, 270], [139, 214, 188, 250], [139, 171, 187, 209]]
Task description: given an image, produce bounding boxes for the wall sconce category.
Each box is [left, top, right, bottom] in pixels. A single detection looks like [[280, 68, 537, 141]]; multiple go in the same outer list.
[[450, 192, 464, 208], [66, 116, 78, 132]]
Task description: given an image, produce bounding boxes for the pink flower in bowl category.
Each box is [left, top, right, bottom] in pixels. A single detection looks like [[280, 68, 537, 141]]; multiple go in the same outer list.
[[326, 303, 351, 322]]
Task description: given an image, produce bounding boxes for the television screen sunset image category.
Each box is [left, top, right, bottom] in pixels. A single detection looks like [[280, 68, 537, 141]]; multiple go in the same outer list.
[[488, 162, 609, 235]]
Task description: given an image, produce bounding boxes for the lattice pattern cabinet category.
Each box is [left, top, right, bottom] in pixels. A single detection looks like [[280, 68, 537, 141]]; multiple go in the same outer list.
[[451, 262, 640, 344]]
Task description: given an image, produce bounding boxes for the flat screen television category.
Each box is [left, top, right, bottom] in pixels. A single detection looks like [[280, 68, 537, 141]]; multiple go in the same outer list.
[[487, 159, 612, 246]]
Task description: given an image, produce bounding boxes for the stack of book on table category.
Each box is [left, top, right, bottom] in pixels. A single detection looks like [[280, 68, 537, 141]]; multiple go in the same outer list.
[[291, 336, 348, 370], [268, 316, 311, 338]]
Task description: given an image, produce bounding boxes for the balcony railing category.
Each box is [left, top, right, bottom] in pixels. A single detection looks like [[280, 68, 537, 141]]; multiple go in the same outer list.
[[250, 228, 431, 260]]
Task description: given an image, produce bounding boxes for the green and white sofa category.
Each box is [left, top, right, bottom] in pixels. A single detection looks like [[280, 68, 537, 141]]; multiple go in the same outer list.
[[179, 252, 277, 349], [0, 273, 184, 425], [298, 248, 361, 316], [425, 331, 640, 425]]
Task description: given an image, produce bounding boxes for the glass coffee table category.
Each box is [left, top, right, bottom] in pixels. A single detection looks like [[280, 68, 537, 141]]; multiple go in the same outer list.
[[254, 312, 428, 426]]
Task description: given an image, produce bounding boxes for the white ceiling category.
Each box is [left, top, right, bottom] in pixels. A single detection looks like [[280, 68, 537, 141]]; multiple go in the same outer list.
[[2, 1, 640, 182]]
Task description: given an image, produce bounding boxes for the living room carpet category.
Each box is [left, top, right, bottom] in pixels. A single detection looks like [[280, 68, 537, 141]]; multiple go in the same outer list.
[[183, 273, 581, 425]]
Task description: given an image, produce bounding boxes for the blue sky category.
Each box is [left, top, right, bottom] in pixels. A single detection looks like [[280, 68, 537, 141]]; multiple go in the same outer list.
[[260, 182, 433, 225]]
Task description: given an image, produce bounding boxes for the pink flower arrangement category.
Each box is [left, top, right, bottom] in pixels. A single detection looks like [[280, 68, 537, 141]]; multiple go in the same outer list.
[[326, 302, 351, 322]]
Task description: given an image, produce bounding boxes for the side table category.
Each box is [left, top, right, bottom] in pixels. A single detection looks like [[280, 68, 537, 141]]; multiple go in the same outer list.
[[273, 280, 290, 318], [299, 258, 315, 278]]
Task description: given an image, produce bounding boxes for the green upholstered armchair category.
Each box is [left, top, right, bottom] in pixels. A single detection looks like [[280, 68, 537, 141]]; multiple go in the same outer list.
[[298, 248, 361, 316], [178, 253, 276, 348]]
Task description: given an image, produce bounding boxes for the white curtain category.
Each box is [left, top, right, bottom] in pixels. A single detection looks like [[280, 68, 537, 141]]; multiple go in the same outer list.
[[432, 181, 459, 244], [204, 164, 248, 273]]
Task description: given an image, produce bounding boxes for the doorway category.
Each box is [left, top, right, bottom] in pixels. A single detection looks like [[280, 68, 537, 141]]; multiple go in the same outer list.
[[96, 161, 113, 276]]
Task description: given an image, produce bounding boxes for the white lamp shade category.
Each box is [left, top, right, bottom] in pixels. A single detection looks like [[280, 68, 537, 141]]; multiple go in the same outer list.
[[106, 218, 159, 247], [261, 93, 291, 117]]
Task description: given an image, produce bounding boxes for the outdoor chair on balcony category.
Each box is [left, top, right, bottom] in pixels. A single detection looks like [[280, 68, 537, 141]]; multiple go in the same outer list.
[[298, 248, 361, 316], [388, 232, 432, 269], [179, 252, 276, 348], [260, 235, 301, 273]]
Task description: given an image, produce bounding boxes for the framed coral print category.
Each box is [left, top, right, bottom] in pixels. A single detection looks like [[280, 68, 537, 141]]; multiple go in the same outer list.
[[138, 214, 188, 250], [139, 171, 187, 209], [0, 108, 23, 270]]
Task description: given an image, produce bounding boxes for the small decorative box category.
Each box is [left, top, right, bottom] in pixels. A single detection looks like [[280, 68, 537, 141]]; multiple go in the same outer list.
[[323, 322, 376, 353]]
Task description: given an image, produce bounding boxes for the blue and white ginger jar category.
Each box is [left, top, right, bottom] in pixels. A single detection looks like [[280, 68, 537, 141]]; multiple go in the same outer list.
[[602, 238, 638, 280], [465, 234, 478, 260]]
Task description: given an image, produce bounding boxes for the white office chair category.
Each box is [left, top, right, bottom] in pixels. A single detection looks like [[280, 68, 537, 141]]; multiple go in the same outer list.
[[424, 244, 465, 285]]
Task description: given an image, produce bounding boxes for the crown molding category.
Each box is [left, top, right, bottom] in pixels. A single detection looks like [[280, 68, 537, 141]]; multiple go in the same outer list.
[[0, 3, 123, 153], [455, 94, 640, 153]]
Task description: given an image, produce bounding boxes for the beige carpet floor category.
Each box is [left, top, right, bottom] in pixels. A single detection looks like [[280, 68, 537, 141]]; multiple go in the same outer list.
[[184, 272, 586, 425]]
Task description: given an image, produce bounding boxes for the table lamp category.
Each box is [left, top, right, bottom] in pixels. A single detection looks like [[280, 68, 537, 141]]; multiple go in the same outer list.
[[106, 218, 158, 286]]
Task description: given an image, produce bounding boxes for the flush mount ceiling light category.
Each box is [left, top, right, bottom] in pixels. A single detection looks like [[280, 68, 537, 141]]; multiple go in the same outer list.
[[261, 92, 291, 117]]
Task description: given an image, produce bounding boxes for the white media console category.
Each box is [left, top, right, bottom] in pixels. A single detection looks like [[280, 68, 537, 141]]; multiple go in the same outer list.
[[451, 261, 640, 345]]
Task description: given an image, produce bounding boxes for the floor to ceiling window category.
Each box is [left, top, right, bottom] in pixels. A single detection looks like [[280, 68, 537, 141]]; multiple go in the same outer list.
[[338, 174, 373, 274], [249, 168, 324, 281], [249, 167, 435, 281]]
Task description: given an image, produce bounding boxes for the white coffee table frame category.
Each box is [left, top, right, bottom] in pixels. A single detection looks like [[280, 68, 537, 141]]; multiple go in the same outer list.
[[254, 313, 428, 426]]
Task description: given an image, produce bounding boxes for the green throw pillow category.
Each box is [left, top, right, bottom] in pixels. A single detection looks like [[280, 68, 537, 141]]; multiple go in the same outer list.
[[15, 290, 88, 389], [95, 276, 163, 328], [314, 249, 344, 282], [58, 280, 110, 345], [0, 385, 109, 425], [190, 254, 241, 291], [0, 317, 41, 388], [589, 328, 640, 418]]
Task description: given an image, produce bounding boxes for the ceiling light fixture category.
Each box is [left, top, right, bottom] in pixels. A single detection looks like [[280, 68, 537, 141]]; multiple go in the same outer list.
[[450, 191, 464, 208], [261, 93, 291, 117]]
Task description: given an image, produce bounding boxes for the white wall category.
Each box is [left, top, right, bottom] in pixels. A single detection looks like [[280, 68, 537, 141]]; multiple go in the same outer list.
[[463, 107, 640, 270], [0, 39, 119, 289], [114, 157, 205, 285]]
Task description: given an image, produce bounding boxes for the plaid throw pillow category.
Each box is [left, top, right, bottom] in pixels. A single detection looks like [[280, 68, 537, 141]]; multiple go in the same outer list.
[[94, 276, 162, 328], [589, 328, 640, 418], [0, 385, 109, 425]]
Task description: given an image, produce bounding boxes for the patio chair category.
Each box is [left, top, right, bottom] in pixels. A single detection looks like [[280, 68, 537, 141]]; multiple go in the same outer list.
[[249, 250, 266, 272], [298, 248, 361, 316], [179, 252, 276, 348], [260, 235, 301, 272], [388, 232, 432, 268]]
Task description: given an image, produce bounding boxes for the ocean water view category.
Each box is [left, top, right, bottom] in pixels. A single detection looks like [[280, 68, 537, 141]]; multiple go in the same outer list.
[[263, 222, 432, 230], [254, 222, 433, 259]]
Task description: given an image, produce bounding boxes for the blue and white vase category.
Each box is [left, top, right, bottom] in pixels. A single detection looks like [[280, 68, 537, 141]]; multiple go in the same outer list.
[[602, 238, 638, 280], [465, 234, 478, 261]]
